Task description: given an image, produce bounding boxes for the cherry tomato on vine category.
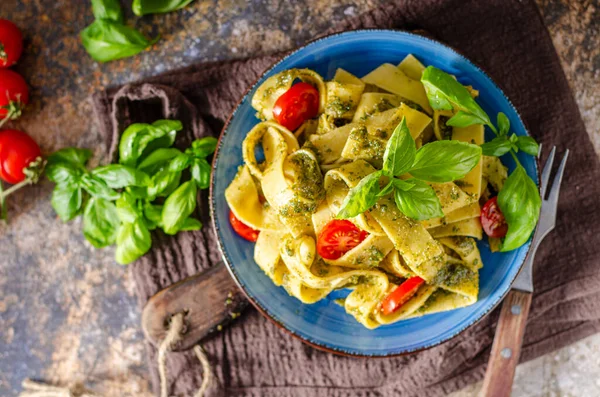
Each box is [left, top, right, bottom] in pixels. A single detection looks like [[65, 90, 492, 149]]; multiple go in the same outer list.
[[481, 196, 508, 238], [272, 82, 319, 131], [229, 210, 260, 242], [316, 220, 368, 260], [0, 20, 23, 68], [380, 276, 425, 315], [0, 69, 29, 119], [0, 129, 41, 184]]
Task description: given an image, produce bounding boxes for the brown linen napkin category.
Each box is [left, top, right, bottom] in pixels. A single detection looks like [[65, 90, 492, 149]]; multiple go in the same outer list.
[[91, 0, 600, 395]]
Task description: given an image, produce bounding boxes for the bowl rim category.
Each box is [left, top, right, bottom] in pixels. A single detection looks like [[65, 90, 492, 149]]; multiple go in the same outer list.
[[209, 28, 540, 357]]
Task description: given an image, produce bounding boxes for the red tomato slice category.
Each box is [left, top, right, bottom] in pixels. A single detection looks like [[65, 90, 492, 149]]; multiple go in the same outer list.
[[481, 196, 508, 238], [380, 276, 425, 315], [0, 69, 29, 119], [317, 220, 369, 260], [229, 210, 260, 242], [272, 82, 319, 131], [0, 19, 23, 68], [0, 129, 41, 184]]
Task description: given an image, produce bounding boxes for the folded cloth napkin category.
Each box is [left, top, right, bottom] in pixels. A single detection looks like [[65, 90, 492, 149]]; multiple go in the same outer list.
[[91, 0, 600, 395]]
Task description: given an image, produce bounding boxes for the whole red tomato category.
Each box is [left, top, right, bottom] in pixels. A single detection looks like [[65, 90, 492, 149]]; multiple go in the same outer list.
[[0, 129, 41, 184], [0, 19, 23, 68], [0, 69, 29, 120]]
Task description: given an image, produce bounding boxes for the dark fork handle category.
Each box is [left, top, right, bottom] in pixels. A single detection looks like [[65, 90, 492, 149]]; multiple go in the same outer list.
[[480, 290, 532, 397]]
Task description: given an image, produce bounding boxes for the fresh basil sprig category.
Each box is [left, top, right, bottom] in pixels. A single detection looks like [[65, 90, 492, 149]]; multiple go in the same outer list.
[[336, 117, 480, 221], [421, 66, 541, 251], [133, 0, 195, 16], [81, 0, 159, 63], [47, 119, 216, 265]]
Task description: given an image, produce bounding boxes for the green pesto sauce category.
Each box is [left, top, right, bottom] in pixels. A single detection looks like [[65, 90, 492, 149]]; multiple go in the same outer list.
[[433, 263, 474, 287], [401, 99, 425, 113], [349, 125, 385, 158], [438, 115, 453, 139], [327, 96, 354, 117]]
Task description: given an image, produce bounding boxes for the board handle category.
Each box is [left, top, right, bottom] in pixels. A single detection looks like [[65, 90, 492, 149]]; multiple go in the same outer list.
[[141, 262, 247, 351], [480, 290, 532, 397]]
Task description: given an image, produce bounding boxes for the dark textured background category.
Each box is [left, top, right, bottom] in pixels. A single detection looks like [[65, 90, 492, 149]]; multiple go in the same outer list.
[[0, 1, 598, 396]]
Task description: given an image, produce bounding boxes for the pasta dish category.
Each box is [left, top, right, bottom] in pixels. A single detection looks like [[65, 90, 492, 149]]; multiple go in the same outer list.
[[224, 54, 525, 329]]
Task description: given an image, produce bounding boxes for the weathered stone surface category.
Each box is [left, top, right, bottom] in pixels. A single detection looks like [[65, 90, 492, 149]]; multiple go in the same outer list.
[[0, 0, 597, 396]]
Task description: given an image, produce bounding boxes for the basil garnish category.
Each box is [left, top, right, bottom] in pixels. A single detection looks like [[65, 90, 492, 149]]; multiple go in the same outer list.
[[498, 166, 541, 251], [337, 117, 479, 221], [422, 66, 542, 250], [410, 140, 481, 183]]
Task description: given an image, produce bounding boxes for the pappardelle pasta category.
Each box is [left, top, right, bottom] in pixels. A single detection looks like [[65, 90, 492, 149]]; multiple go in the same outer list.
[[225, 55, 511, 329]]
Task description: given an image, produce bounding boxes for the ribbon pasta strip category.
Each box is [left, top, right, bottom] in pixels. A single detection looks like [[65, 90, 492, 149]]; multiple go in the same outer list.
[[225, 56, 496, 329]]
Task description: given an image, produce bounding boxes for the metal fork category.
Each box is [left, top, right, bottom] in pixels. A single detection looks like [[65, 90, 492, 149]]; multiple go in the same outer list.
[[480, 146, 569, 397]]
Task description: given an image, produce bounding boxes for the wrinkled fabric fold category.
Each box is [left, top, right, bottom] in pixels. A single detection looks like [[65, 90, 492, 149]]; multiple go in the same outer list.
[[91, 0, 600, 396]]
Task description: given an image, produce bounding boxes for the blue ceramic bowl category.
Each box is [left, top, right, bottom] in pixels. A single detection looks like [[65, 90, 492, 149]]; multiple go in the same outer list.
[[210, 30, 538, 356]]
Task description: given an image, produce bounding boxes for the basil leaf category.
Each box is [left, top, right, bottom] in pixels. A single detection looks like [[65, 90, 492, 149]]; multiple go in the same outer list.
[[132, 0, 195, 16], [81, 174, 120, 200], [421, 66, 490, 125], [115, 218, 152, 265], [168, 153, 193, 172], [497, 112, 510, 136], [377, 181, 394, 197], [498, 166, 541, 251], [48, 148, 92, 169], [508, 134, 520, 152], [393, 179, 443, 221], [409, 140, 482, 182], [480, 136, 512, 157], [91, 164, 150, 189], [382, 117, 415, 177], [516, 136, 540, 156], [446, 110, 484, 128], [46, 163, 81, 184], [336, 171, 382, 219], [147, 169, 181, 199], [51, 182, 83, 221], [91, 0, 123, 22], [143, 202, 163, 230], [80, 20, 159, 63], [179, 217, 202, 231], [119, 120, 182, 167], [83, 197, 120, 248], [116, 192, 140, 223], [191, 158, 211, 189], [137, 148, 182, 175], [190, 137, 218, 158], [162, 181, 198, 234], [392, 178, 413, 191]]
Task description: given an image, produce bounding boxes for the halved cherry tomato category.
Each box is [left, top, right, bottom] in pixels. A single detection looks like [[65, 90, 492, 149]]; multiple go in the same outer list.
[[0, 20, 23, 68], [229, 210, 260, 242], [380, 276, 425, 315], [0, 69, 29, 120], [481, 196, 508, 238], [316, 220, 368, 260], [272, 82, 319, 131], [0, 129, 41, 184]]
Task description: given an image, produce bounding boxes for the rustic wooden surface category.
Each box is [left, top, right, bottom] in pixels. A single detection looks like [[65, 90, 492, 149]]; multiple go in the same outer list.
[[0, 1, 598, 396]]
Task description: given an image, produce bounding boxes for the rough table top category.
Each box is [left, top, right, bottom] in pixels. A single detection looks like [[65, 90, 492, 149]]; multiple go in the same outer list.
[[0, 0, 598, 396]]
